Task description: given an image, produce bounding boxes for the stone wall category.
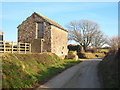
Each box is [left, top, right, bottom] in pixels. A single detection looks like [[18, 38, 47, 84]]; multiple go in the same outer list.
[[18, 13, 52, 52], [18, 14, 38, 43], [51, 25, 68, 56], [42, 22, 51, 52]]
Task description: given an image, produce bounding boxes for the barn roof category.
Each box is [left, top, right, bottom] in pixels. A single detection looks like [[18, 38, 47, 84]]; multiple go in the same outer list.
[[34, 12, 67, 32], [18, 12, 68, 32]]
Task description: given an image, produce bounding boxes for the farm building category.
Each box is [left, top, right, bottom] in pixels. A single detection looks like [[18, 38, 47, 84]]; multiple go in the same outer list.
[[17, 12, 68, 57]]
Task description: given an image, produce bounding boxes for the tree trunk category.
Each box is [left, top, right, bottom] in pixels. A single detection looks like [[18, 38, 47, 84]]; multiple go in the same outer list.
[[83, 45, 87, 52]]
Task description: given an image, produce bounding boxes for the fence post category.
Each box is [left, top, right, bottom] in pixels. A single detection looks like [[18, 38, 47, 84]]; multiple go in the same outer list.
[[19, 42, 20, 54], [17, 42, 19, 53], [11, 41, 14, 53], [29, 44, 31, 53], [25, 43, 26, 54], [3, 41, 6, 53]]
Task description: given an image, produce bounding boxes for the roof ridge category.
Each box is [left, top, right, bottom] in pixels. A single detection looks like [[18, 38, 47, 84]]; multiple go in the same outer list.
[[33, 12, 67, 31], [34, 12, 58, 23]]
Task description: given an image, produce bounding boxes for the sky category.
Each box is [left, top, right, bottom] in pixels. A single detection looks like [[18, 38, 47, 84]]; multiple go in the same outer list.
[[0, 2, 118, 44], [1, 0, 119, 2]]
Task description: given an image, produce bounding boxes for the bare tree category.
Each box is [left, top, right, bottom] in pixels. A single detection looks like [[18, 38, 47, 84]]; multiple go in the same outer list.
[[67, 19, 105, 51], [91, 30, 106, 48], [107, 36, 120, 50]]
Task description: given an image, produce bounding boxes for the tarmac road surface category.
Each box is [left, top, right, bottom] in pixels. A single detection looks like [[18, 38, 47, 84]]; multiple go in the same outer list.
[[37, 58, 102, 89]]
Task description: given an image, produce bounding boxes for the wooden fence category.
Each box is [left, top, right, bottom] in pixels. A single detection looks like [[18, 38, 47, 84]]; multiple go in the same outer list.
[[0, 41, 31, 54]]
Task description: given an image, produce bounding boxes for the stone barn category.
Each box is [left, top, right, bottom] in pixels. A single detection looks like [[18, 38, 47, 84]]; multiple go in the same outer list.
[[18, 12, 68, 57]]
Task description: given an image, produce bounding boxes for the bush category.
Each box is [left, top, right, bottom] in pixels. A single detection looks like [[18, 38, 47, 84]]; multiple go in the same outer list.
[[68, 45, 81, 52], [77, 52, 86, 58]]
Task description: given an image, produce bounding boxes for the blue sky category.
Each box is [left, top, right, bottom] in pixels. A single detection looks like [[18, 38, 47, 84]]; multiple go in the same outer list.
[[1, 2, 118, 43]]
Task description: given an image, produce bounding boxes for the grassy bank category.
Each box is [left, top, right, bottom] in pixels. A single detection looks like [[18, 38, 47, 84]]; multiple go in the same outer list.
[[2, 53, 81, 88], [98, 50, 119, 88]]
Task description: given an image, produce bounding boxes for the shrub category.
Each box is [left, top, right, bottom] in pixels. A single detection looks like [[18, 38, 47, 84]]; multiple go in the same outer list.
[[68, 45, 81, 52], [77, 52, 86, 58]]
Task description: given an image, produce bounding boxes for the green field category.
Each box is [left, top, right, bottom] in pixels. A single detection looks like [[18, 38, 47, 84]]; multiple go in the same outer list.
[[2, 53, 81, 88], [97, 49, 109, 52], [79, 52, 105, 59]]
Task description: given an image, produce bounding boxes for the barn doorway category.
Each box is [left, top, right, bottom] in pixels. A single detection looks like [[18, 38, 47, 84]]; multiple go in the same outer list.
[[37, 22, 44, 38]]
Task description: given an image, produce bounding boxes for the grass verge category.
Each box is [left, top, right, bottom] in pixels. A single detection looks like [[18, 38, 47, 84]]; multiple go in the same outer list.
[[2, 53, 81, 88]]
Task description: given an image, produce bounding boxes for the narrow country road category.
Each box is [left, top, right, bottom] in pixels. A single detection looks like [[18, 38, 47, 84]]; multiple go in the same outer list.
[[37, 58, 102, 89]]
